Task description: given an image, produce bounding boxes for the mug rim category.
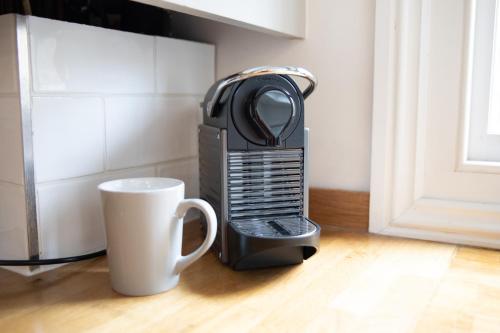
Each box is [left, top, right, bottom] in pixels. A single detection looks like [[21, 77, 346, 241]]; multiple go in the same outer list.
[[98, 177, 184, 194]]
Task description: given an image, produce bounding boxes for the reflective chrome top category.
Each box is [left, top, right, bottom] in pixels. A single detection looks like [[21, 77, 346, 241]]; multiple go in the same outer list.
[[205, 66, 317, 118]]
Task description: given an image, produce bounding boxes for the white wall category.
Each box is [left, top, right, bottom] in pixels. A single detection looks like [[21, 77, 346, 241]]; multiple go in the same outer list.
[[172, 0, 375, 191]]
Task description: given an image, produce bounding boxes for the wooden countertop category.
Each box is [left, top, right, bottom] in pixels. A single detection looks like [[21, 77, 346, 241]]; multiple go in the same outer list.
[[1, 223, 499, 333]]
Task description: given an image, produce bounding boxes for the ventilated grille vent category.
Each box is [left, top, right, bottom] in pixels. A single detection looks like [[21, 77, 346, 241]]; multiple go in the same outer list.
[[227, 149, 304, 220]]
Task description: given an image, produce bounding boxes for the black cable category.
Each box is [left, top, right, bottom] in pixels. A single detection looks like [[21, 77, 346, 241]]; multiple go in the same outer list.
[[0, 250, 106, 266]]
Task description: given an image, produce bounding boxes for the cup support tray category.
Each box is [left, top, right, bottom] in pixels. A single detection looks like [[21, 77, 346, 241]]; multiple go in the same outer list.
[[227, 216, 320, 270]]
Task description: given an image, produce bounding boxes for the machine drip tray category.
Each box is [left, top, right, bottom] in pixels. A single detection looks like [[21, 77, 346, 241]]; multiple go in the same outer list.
[[227, 216, 320, 270], [230, 216, 318, 238]]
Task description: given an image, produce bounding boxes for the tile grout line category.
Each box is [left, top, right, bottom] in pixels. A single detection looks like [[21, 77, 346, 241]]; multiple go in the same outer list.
[[35, 155, 199, 187], [30, 92, 205, 99]]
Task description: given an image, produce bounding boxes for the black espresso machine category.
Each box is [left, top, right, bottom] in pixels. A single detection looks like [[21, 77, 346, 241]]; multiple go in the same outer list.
[[199, 66, 320, 270]]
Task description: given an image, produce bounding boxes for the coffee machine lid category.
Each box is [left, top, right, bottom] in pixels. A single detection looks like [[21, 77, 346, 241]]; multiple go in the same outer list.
[[230, 74, 302, 146], [202, 66, 317, 118]]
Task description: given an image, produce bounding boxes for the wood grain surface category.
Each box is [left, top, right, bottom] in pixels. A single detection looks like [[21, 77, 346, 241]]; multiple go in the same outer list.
[[309, 188, 369, 232], [1, 221, 499, 332]]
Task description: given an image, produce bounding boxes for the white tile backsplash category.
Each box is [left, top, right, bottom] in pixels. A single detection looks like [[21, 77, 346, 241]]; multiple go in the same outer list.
[[103, 166, 156, 182], [0, 15, 18, 94], [105, 96, 201, 170], [156, 158, 199, 198], [156, 37, 215, 95], [0, 97, 24, 185], [37, 177, 105, 258], [37, 166, 155, 259], [0, 16, 214, 274], [104, 96, 153, 170], [143, 97, 201, 164], [29, 16, 155, 94], [32, 97, 105, 182]]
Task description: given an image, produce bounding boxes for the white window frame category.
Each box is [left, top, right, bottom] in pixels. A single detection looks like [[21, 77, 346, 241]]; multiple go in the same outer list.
[[461, 0, 500, 167], [370, 0, 500, 249], [488, 0, 500, 135]]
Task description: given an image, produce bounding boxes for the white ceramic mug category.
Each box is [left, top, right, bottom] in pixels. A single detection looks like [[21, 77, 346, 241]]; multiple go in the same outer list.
[[98, 177, 217, 296]]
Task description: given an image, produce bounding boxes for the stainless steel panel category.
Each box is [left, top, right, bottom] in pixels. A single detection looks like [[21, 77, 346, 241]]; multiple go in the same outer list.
[[220, 130, 228, 262], [229, 194, 302, 205], [228, 175, 301, 184], [228, 150, 303, 158], [229, 182, 301, 191], [228, 157, 302, 164], [230, 208, 302, 218], [228, 169, 302, 178], [198, 125, 229, 262], [228, 188, 302, 198], [304, 128, 310, 217], [230, 200, 302, 211], [228, 162, 302, 171], [228, 149, 304, 221]]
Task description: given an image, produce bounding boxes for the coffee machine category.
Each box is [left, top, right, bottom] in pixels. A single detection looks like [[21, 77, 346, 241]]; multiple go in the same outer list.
[[199, 66, 320, 270]]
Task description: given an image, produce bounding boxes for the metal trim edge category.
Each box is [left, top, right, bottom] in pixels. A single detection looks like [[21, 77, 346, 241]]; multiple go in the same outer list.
[[15, 15, 39, 266], [220, 129, 229, 263], [304, 128, 309, 217]]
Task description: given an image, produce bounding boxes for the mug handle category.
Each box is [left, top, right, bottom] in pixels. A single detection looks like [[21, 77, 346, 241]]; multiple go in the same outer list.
[[174, 199, 217, 274]]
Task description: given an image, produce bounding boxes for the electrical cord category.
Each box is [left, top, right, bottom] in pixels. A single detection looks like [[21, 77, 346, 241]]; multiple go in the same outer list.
[[0, 250, 106, 266]]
